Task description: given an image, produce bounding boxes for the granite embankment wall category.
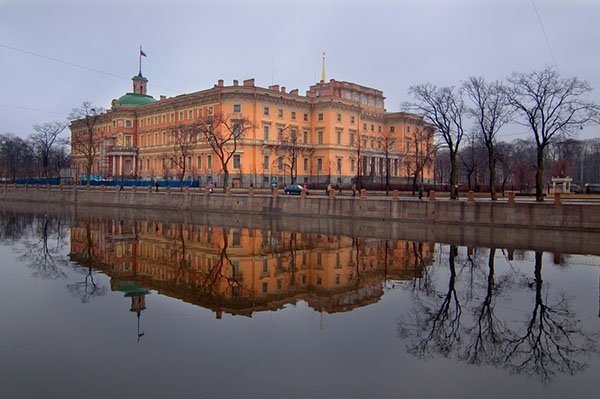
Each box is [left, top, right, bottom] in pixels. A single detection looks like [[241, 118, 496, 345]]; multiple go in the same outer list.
[[2, 185, 600, 232], [3, 200, 600, 256]]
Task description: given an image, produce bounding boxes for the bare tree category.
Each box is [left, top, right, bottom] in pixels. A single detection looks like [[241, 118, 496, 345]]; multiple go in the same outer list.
[[30, 121, 68, 182], [196, 113, 252, 189], [278, 126, 301, 184], [326, 159, 335, 186], [458, 133, 487, 191], [463, 77, 513, 200], [406, 84, 465, 199], [69, 102, 105, 186], [434, 148, 451, 187], [495, 141, 516, 195], [350, 129, 366, 189], [49, 144, 70, 179], [511, 161, 537, 192], [405, 127, 437, 194], [0, 133, 34, 181], [377, 128, 399, 194], [505, 68, 599, 201], [550, 138, 600, 185], [169, 123, 200, 190]]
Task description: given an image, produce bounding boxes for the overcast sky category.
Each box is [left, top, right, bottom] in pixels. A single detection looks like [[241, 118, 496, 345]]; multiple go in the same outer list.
[[1, 0, 598, 141]]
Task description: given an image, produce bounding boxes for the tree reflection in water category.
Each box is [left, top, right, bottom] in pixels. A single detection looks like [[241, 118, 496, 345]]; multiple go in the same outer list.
[[503, 251, 597, 381], [18, 215, 69, 280], [399, 245, 598, 382], [399, 245, 462, 359], [161, 224, 245, 313], [67, 222, 107, 303], [200, 227, 244, 301]]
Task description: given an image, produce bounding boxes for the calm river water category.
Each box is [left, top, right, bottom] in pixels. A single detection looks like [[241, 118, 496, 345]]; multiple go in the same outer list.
[[0, 209, 598, 398]]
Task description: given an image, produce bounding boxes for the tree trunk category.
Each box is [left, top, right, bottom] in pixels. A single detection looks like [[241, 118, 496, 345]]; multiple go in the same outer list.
[[179, 163, 185, 191], [450, 150, 458, 199], [43, 153, 49, 183], [222, 168, 229, 190], [488, 146, 497, 200], [535, 145, 545, 201], [86, 161, 92, 186], [467, 171, 472, 191], [385, 157, 390, 195], [290, 159, 297, 184], [412, 171, 419, 195]]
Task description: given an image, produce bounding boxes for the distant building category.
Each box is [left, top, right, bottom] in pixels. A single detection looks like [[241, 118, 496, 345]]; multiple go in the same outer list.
[[70, 71, 434, 187]]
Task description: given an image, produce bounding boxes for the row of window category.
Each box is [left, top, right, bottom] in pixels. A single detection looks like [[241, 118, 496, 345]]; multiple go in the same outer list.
[[136, 106, 215, 129], [129, 153, 408, 176], [262, 155, 405, 175], [137, 154, 215, 172], [260, 106, 361, 126], [261, 105, 310, 122]]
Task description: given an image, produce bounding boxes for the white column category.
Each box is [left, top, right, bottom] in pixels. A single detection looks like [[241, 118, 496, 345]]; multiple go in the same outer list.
[[120, 155, 123, 177], [112, 156, 116, 178]]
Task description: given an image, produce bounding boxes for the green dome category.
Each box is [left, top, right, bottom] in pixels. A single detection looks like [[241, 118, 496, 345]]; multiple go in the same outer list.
[[117, 92, 156, 107]]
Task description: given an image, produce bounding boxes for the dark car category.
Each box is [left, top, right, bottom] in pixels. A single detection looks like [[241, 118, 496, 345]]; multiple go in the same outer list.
[[284, 184, 308, 195], [585, 183, 600, 194]]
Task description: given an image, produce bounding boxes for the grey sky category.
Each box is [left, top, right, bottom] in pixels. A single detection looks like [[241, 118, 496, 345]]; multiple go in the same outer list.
[[1, 0, 598, 140]]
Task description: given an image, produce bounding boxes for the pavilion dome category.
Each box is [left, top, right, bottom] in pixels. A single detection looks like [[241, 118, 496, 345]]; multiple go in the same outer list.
[[116, 92, 156, 107]]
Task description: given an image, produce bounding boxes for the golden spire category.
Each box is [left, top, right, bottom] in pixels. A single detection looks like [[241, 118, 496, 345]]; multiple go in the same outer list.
[[321, 52, 326, 83]]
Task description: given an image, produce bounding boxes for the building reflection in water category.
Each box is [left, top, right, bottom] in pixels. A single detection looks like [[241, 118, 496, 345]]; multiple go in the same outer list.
[[68, 218, 434, 319]]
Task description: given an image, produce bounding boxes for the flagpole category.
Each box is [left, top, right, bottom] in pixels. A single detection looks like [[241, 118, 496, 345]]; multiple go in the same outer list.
[[139, 45, 142, 75]]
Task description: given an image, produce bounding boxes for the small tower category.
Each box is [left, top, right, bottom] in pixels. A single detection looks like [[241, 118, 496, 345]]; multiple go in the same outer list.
[[132, 73, 148, 95], [116, 282, 150, 342]]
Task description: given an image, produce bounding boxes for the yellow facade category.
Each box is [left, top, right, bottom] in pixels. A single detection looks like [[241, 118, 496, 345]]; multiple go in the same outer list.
[[70, 75, 434, 188]]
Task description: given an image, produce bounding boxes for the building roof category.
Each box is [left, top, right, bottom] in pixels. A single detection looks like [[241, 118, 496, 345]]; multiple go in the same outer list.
[[117, 92, 156, 107], [132, 72, 148, 82]]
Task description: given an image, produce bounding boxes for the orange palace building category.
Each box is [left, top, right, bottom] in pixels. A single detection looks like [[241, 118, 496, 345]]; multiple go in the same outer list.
[[70, 71, 434, 188]]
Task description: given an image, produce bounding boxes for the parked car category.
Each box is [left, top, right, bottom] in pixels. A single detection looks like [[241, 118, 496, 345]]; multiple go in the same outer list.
[[585, 183, 600, 194], [284, 184, 308, 195]]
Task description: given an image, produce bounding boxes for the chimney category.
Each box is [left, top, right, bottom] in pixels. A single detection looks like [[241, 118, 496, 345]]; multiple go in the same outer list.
[[281, 87, 286, 93], [243, 78, 255, 86], [218, 79, 224, 87], [290, 89, 299, 96], [269, 84, 279, 91], [160, 95, 166, 101], [233, 79, 239, 86]]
